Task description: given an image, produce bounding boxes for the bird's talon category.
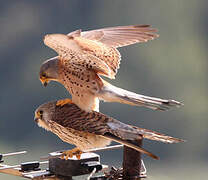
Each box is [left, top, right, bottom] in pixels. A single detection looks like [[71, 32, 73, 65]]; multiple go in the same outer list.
[[60, 154, 65, 160], [56, 99, 73, 106], [60, 148, 82, 160], [76, 153, 81, 159]]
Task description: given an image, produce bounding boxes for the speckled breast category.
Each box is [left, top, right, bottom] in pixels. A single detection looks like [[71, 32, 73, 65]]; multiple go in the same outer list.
[[58, 55, 102, 96], [51, 123, 111, 150]]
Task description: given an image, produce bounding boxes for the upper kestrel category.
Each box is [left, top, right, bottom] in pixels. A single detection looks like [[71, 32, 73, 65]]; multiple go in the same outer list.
[[40, 25, 182, 111], [34, 99, 184, 160]]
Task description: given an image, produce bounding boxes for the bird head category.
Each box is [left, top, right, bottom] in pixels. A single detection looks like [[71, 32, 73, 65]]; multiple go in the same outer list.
[[39, 57, 59, 87], [34, 101, 56, 130]]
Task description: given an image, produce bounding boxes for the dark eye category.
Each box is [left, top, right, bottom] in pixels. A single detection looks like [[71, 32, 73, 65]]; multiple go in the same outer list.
[[42, 73, 47, 78], [39, 110, 43, 118]]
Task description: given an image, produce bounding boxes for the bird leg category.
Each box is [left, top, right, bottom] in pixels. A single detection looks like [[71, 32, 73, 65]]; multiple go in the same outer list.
[[56, 98, 73, 106], [61, 147, 83, 160]]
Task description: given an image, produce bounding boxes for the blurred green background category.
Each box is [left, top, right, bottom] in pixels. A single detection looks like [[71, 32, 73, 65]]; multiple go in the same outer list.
[[0, 0, 207, 179]]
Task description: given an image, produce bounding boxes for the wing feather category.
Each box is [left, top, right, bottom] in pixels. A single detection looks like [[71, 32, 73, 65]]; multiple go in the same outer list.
[[81, 25, 159, 48], [53, 103, 184, 144], [44, 25, 158, 79]]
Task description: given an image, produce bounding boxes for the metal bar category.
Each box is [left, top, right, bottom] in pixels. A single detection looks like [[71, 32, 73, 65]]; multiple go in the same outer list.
[[0, 164, 21, 170], [85, 145, 123, 153], [0, 161, 48, 170], [2, 151, 27, 157], [0, 163, 62, 180], [0, 164, 25, 178], [39, 161, 49, 165]]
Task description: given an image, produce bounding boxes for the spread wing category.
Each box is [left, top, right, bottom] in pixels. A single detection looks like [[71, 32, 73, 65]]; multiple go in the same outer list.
[[44, 33, 119, 79], [73, 24, 159, 48], [44, 25, 158, 79]]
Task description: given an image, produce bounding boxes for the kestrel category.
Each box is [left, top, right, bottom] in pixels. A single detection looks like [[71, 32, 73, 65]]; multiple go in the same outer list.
[[34, 99, 184, 160], [40, 25, 182, 112]]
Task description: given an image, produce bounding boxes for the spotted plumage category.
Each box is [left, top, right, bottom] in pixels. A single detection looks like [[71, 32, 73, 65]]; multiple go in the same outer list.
[[40, 25, 182, 112]]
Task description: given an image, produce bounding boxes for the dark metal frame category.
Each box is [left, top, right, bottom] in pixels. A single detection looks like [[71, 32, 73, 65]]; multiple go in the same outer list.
[[0, 142, 146, 180]]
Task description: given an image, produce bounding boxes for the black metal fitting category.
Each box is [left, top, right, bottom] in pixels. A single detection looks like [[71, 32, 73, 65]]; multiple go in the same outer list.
[[0, 154, 3, 163], [20, 161, 40, 172], [81, 161, 102, 172]]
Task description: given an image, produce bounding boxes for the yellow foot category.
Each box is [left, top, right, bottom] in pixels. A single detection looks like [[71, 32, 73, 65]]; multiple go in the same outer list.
[[61, 148, 83, 160], [56, 99, 73, 106]]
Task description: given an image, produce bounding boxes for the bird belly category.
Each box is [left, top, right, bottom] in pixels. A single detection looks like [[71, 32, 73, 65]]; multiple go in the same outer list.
[[51, 124, 111, 151], [75, 133, 112, 151], [72, 94, 99, 112], [60, 69, 102, 111]]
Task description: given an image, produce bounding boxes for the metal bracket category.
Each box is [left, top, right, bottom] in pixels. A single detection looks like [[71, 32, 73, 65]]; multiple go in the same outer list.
[[0, 145, 148, 179], [0, 151, 27, 163], [49, 152, 102, 177]]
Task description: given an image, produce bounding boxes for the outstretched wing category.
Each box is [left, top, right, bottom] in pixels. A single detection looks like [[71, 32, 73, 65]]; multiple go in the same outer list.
[[80, 25, 159, 48], [44, 25, 158, 79], [43, 33, 119, 79]]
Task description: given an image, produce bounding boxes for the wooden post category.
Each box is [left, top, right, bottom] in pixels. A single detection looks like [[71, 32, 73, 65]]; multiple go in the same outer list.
[[123, 138, 143, 180]]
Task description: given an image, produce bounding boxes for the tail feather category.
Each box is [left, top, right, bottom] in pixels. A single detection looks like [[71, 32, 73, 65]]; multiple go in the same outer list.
[[99, 82, 183, 111], [107, 120, 185, 144], [104, 133, 159, 160], [131, 126, 185, 143]]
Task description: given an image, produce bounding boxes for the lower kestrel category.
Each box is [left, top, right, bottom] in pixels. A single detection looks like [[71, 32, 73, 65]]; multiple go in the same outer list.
[[40, 25, 182, 112], [34, 99, 184, 160]]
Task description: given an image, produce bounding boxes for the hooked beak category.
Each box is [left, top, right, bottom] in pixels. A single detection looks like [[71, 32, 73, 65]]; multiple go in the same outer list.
[[34, 112, 40, 123], [34, 117, 39, 123], [40, 77, 48, 87]]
